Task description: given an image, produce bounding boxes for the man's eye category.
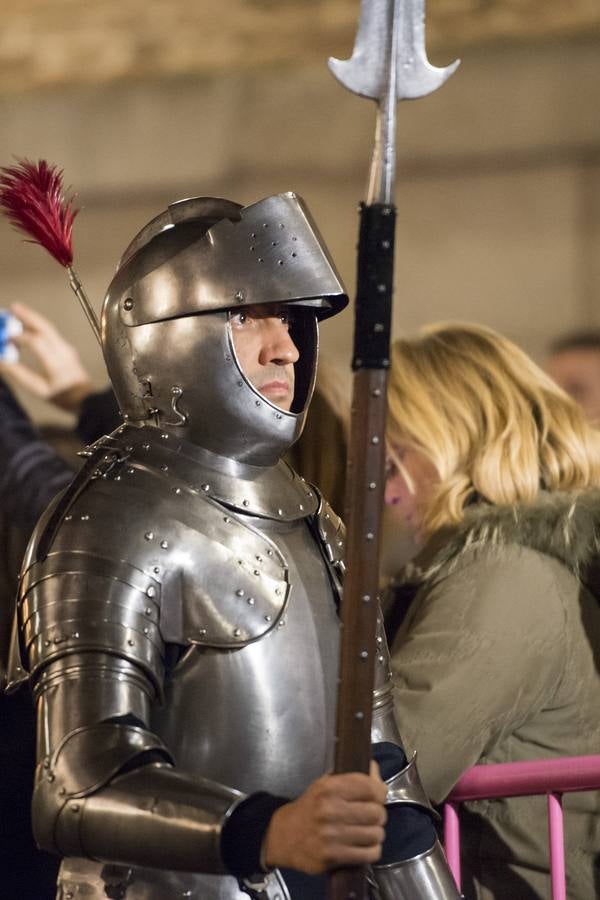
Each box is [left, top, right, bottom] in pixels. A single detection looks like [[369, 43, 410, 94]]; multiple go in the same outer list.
[[232, 312, 247, 325]]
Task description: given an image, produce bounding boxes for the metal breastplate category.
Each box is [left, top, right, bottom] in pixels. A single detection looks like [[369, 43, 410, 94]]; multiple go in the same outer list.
[[46, 426, 341, 899]]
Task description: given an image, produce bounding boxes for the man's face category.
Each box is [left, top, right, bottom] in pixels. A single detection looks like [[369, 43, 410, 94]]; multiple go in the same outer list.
[[230, 303, 300, 412], [546, 348, 600, 425]]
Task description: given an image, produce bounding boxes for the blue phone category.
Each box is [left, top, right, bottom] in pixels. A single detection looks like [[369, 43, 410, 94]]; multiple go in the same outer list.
[[0, 310, 22, 363]]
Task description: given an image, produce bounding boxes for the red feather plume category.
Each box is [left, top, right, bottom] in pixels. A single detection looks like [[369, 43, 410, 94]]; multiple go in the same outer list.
[[0, 159, 78, 267]]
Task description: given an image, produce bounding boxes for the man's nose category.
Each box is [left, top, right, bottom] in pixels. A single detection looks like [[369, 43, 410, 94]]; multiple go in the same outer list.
[[259, 319, 300, 365]]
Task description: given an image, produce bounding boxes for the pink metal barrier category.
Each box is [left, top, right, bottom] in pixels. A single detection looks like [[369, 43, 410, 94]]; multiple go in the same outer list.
[[443, 755, 600, 900]]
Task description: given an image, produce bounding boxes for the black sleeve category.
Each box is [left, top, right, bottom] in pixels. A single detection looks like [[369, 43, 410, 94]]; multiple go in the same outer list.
[[76, 388, 121, 444], [0, 378, 73, 534]]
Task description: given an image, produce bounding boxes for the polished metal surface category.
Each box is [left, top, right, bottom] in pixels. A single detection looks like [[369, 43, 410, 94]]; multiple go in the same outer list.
[[371, 840, 461, 899], [384, 752, 435, 814], [15, 426, 349, 897], [328, 0, 459, 204], [101, 425, 320, 521], [370, 612, 402, 745], [102, 192, 348, 467]]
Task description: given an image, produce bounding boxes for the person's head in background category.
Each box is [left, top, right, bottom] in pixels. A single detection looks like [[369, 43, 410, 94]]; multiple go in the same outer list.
[[546, 331, 600, 426], [385, 322, 600, 540]]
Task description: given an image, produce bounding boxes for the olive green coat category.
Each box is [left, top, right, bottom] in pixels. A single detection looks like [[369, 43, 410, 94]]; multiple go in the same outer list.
[[387, 491, 600, 899]]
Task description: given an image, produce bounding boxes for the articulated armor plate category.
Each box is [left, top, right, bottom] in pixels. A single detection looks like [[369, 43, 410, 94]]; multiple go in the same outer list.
[[11, 192, 458, 899]]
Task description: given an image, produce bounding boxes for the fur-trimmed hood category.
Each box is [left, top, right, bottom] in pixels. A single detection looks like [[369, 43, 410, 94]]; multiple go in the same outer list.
[[400, 489, 600, 588]]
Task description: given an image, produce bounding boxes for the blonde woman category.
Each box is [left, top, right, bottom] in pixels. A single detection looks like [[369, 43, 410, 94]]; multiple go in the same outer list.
[[384, 322, 600, 900]]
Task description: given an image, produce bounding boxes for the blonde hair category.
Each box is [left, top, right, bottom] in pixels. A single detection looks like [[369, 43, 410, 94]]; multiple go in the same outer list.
[[387, 322, 600, 534]]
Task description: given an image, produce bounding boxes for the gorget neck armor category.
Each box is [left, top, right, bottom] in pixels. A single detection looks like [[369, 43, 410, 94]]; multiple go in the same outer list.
[[101, 192, 348, 466]]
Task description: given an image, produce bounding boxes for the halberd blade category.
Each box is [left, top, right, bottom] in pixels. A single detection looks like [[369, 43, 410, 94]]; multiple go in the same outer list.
[[328, 0, 459, 101]]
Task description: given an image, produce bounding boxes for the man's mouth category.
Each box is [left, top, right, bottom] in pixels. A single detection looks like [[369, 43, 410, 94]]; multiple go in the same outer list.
[[258, 380, 291, 398]]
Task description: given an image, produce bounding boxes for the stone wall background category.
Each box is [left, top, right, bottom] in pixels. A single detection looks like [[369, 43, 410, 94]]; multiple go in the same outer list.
[[0, 2, 599, 425]]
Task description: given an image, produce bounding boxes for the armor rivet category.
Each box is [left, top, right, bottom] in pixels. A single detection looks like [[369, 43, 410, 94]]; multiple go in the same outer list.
[[43, 759, 50, 769], [103, 454, 110, 461], [279, 223, 285, 229], [248, 598, 255, 606], [128, 639, 135, 646], [71, 804, 80, 813], [372, 388, 382, 398], [65, 515, 72, 522], [127, 467, 135, 475], [80, 514, 89, 521], [224, 516, 231, 523], [143, 627, 149, 635], [277, 508, 283, 516], [275, 413, 282, 420], [44, 640, 51, 647], [258, 257, 264, 263], [366, 532, 374, 541], [161, 464, 169, 471], [243, 500, 250, 507], [371, 436, 380, 445], [224, 355, 231, 363], [237, 381, 243, 387], [233, 628, 241, 637], [271, 241, 278, 247], [379, 655, 385, 664], [125, 445, 133, 452], [160, 540, 169, 549], [145, 607, 152, 616], [369, 482, 376, 490], [278, 619, 286, 628], [262, 222, 268, 228], [201, 484, 210, 492], [115, 475, 121, 481], [325, 513, 330, 520], [337, 539, 343, 547], [123, 298, 134, 310], [161, 433, 169, 440], [254, 570, 260, 576], [362, 595, 371, 603], [59, 787, 66, 796], [250, 246, 255, 252], [47, 774, 55, 782], [142, 443, 150, 450], [299, 504, 304, 511], [376, 636, 383, 645], [278, 260, 284, 266], [146, 586, 156, 598], [72, 632, 80, 639], [145, 532, 154, 541], [355, 711, 364, 720], [360, 651, 369, 659], [153, 567, 160, 574], [267, 549, 273, 556], [307, 492, 313, 498], [251, 232, 256, 238], [292, 235, 297, 241], [275, 588, 282, 596], [264, 615, 272, 622], [291, 252, 297, 258], [256, 555, 262, 562], [53, 637, 61, 644], [236, 589, 244, 597], [255, 400, 261, 407], [199, 628, 207, 636]]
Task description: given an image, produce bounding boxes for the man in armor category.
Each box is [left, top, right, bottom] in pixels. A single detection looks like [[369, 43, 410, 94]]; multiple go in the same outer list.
[[8, 192, 459, 899]]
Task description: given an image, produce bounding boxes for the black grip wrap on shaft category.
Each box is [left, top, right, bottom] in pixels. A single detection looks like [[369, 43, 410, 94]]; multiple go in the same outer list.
[[352, 202, 396, 370]]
